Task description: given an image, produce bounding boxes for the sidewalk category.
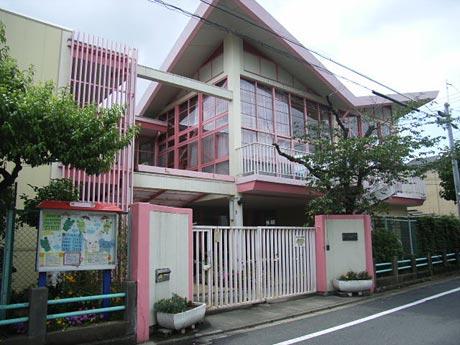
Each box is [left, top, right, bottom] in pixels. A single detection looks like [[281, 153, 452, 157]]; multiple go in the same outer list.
[[149, 294, 362, 344]]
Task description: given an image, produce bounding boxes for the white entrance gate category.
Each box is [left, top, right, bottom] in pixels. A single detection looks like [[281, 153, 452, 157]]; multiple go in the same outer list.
[[193, 226, 316, 309]]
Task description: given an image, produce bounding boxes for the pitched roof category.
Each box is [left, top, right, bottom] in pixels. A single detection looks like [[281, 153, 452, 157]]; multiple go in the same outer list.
[[137, 0, 438, 116]]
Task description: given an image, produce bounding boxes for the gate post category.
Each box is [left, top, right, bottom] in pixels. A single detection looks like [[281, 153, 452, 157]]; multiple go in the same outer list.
[[0, 209, 15, 319], [315, 215, 374, 294], [130, 203, 193, 343]]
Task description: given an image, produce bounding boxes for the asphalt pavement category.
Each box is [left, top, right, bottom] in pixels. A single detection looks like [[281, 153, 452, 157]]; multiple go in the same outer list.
[[190, 277, 460, 345]]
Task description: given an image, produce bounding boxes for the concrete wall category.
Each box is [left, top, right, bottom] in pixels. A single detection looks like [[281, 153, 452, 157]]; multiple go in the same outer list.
[[315, 215, 374, 293], [148, 210, 191, 323], [130, 203, 193, 343], [409, 171, 457, 216], [325, 219, 366, 290], [379, 204, 409, 217], [0, 8, 71, 87]]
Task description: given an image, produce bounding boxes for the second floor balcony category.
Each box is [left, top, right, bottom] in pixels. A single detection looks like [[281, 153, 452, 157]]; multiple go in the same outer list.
[[238, 142, 309, 180], [236, 142, 426, 203]]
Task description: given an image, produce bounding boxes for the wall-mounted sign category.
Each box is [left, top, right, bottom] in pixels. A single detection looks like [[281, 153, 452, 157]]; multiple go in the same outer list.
[[36, 209, 118, 272], [342, 232, 358, 241], [295, 235, 306, 247]]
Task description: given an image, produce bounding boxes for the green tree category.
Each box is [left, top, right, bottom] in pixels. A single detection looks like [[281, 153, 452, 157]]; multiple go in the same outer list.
[[274, 96, 437, 221], [0, 22, 137, 202], [435, 141, 459, 203], [19, 179, 79, 228]]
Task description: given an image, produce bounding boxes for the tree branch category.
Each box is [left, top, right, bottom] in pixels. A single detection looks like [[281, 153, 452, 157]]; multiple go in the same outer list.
[[326, 95, 349, 139], [364, 124, 377, 138], [0, 157, 22, 195], [272, 143, 324, 180]]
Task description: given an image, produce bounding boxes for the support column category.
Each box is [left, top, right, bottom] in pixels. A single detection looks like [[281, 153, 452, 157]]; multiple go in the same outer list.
[[223, 34, 243, 177], [229, 196, 243, 226]]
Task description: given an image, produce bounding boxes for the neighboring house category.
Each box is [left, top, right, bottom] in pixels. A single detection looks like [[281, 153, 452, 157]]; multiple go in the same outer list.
[[1, 0, 438, 230], [408, 157, 457, 216]]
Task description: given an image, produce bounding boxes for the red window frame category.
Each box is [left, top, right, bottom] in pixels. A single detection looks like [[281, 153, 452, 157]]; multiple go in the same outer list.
[[157, 79, 230, 174]]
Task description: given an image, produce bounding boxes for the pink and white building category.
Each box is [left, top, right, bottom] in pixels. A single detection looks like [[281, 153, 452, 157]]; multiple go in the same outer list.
[[131, 0, 436, 225], [1, 0, 437, 227]]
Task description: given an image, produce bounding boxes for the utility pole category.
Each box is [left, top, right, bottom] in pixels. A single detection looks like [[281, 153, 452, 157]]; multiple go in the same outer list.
[[443, 101, 460, 216]]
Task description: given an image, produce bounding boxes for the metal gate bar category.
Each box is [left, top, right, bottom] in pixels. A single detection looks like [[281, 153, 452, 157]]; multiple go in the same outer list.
[[193, 226, 316, 310]]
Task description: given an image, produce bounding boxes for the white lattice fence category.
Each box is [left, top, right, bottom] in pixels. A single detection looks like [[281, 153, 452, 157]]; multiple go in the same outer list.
[[193, 226, 316, 310]]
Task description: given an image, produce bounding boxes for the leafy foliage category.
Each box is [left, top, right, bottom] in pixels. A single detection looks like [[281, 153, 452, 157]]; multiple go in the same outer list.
[[0, 21, 137, 200], [18, 178, 79, 228], [435, 141, 459, 203], [372, 229, 403, 262], [274, 97, 437, 221], [338, 271, 372, 281], [416, 215, 460, 255], [154, 294, 194, 314]]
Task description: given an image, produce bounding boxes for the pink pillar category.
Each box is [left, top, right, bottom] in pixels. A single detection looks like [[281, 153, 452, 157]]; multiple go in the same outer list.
[[130, 203, 150, 343], [315, 215, 328, 294], [129, 202, 193, 343], [314, 214, 375, 294]]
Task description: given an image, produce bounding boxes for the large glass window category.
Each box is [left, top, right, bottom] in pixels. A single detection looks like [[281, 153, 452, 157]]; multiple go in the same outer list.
[[380, 106, 392, 137], [319, 106, 332, 139], [157, 80, 229, 174], [344, 115, 359, 137], [256, 84, 274, 132], [275, 91, 290, 137], [241, 79, 257, 129], [136, 136, 155, 166], [291, 96, 305, 138], [240, 78, 333, 153]]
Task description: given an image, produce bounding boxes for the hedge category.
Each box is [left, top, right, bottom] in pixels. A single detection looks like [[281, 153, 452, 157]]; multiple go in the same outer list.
[[416, 215, 460, 255]]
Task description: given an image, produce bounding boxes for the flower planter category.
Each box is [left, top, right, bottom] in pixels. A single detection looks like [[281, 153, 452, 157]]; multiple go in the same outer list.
[[333, 279, 373, 292], [156, 302, 206, 331]]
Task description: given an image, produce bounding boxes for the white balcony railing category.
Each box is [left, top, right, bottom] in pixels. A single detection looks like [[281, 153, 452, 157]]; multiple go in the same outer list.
[[392, 177, 426, 199], [237, 142, 309, 179], [237, 142, 426, 201], [365, 177, 426, 201]]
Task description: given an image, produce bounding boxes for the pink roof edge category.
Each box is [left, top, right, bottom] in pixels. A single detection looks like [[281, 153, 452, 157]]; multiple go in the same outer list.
[[136, 0, 438, 115]]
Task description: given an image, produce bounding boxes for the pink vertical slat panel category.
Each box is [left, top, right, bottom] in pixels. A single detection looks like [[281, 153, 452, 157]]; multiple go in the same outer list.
[[63, 32, 137, 211]]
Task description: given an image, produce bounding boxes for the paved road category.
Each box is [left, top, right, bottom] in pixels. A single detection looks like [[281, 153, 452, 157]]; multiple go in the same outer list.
[[192, 278, 460, 345]]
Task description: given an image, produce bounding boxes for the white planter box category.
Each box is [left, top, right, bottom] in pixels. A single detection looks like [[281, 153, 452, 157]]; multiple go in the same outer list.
[[333, 279, 373, 292], [156, 303, 206, 330]]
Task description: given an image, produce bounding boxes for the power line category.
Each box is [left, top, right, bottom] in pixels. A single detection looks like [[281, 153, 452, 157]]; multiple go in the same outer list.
[[148, 0, 438, 118], [147, 0, 374, 94], [197, 0, 438, 115]]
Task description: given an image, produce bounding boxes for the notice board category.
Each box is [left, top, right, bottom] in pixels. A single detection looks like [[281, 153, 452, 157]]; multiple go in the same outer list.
[[37, 209, 118, 272]]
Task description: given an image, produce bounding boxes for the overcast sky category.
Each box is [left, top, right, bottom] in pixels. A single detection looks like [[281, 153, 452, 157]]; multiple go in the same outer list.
[[1, 0, 458, 147]]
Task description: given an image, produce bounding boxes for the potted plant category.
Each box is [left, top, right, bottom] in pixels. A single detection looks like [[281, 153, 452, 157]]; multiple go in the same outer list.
[[154, 294, 206, 333], [333, 271, 373, 293]]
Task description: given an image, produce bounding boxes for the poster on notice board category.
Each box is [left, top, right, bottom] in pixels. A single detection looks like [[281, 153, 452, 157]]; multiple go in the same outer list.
[[36, 209, 118, 272]]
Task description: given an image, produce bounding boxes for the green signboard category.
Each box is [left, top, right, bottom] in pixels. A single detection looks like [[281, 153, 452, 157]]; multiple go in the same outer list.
[[37, 209, 118, 272]]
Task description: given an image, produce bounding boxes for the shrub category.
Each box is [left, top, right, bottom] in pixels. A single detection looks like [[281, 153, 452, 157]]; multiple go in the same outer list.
[[339, 271, 372, 281], [416, 215, 460, 255], [154, 294, 193, 314], [372, 229, 403, 262]]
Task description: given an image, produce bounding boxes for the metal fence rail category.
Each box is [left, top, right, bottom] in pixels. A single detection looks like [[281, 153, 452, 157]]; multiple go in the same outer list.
[[0, 292, 126, 327], [193, 226, 316, 310], [375, 252, 460, 276]]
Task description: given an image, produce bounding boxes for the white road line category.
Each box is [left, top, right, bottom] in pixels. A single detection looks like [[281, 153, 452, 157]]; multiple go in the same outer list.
[[273, 286, 460, 345]]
